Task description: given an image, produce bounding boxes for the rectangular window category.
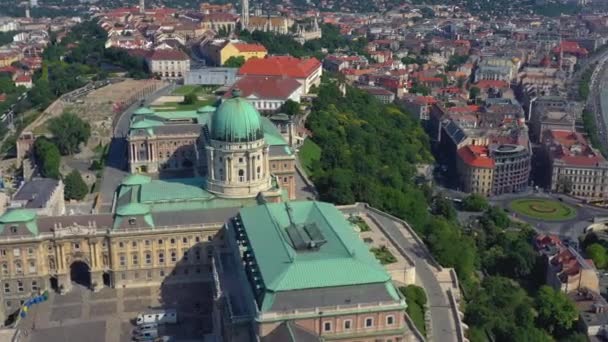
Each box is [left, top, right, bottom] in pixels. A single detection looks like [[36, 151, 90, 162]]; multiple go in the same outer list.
[[0, 249, 5, 257], [119, 255, 126, 266], [27, 248, 34, 255], [145, 253, 151, 265], [28, 261, 35, 274], [132, 254, 138, 265], [386, 315, 395, 325], [17, 281, 23, 292], [344, 320, 352, 330], [323, 322, 332, 332], [365, 318, 373, 327], [31, 281, 38, 292], [12, 248, 20, 257], [4, 283, 9, 294]]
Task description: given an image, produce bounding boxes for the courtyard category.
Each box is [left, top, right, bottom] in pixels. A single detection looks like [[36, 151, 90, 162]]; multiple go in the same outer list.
[[509, 198, 577, 221], [20, 281, 215, 342]]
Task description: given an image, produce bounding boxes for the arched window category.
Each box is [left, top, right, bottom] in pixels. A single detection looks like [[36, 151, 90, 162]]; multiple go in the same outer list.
[[145, 253, 151, 265], [159, 252, 165, 264], [171, 251, 177, 262], [238, 169, 245, 182]]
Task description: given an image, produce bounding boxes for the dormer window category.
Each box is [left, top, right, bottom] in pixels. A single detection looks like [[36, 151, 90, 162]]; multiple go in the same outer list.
[[128, 218, 136, 225], [10, 225, 17, 233]]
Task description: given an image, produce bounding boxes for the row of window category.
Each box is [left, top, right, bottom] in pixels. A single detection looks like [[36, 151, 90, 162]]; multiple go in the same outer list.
[[117, 236, 209, 249], [0, 247, 36, 258], [1, 260, 36, 275], [118, 248, 210, 267], [322, 315, 395, 333], [4, 280, 38, 294]]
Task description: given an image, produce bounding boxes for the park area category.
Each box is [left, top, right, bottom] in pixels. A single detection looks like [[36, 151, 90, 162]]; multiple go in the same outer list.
[[509, 198, 577, 221], [150, 85, 218, 112]]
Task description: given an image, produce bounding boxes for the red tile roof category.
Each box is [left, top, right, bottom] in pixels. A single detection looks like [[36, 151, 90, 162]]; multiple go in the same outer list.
[[238, 56, 321, 79], [457, 145, 494, 168], [148, 49, 189, 61], [232, 43, 267, 53], [475, 80, 510, 89], [225, 76, 302, 100], [14, 74, 31, 83], [547, 130, 605, 167]]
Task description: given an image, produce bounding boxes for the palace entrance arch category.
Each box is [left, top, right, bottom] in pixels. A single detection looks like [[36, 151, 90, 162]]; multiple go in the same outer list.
[[70, 261, 91, 288]]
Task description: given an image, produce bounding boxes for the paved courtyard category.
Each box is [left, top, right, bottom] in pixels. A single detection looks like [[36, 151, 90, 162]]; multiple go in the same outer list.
[[19, 281, 214, 342]]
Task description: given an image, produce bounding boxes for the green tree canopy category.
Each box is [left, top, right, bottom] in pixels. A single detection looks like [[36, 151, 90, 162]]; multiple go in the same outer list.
[[462, 194, 489, 211], [64, 169, 88, 200], [34, 137, 61, 179], [280, 99, 301, 116], [535, 285, 579, 334], [48, 112, 91, 155], [182, 92, 198, 105], [223, 55, 246, 68], [585, 243, 607, 269]]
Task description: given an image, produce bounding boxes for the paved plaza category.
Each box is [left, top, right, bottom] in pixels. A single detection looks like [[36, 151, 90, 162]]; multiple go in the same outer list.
[[19, 281, 214, 342]]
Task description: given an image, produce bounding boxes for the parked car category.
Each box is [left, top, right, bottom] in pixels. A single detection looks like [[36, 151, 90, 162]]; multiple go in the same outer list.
[[136, 309, 177, 325]]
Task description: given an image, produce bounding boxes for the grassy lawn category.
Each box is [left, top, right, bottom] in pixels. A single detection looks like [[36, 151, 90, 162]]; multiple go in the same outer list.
[[151, 99, 215, 112], [298, 138, 321, 174], [509, 198, 577, 221], [400, 285, 427, 337], [171, 85, 218, 96], [348, 215, 371, 232], [370, 246, 397, 264]]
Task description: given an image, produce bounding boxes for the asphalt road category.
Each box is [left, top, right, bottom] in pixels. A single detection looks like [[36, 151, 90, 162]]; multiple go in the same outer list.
[[340, 204, 458, 342]]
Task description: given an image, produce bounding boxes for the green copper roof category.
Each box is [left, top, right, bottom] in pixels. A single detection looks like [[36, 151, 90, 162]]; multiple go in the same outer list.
[[133, 107, 155, 115], [197, 105, 216, 113], [116, 203, 151, 216], [0, 209, 38, 235], [153, 110, 199, 121], [138, 177, 215, 203], [211, 90, 263, 142], [0, 209, 37, 223], [131, 118, 164, 130], [260, 117, 288, 146], [121, 174, 152, 186], [239, 202, 392, 298]]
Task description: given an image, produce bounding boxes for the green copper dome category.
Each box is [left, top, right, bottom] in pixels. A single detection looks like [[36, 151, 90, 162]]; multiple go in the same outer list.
[[211, 89, 263, 142]]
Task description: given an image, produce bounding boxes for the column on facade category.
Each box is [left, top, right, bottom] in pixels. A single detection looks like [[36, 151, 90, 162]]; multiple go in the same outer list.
[[263, 147, 270, 178], [88, 240, 95, 269], [58, 244, 65, 271], [251, 154, 256, 181], [225, 157, 231, 183], [209, 149, 215, 180]]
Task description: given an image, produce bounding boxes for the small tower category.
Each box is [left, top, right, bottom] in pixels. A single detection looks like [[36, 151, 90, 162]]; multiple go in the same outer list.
[[241, 0, 249, 30]]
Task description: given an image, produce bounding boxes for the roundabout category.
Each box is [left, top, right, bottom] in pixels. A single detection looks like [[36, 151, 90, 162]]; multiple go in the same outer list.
[[509, 198, 577, 221]]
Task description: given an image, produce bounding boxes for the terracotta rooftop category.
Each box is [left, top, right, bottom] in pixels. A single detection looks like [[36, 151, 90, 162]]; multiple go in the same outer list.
[[148, 49, 189, 61], [232, 43, 267, 53], [225, 76, 302, 100], [238, 56, 321, 79], [547, 130, 606, 167], [457, 145, 494, 168]]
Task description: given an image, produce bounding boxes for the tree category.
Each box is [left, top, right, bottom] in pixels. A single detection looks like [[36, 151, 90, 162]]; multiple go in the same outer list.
[[182, 92, 198, 105], [280, 99, 301, 116], [469, 86, 480, 100], [48, 112, 91, 155], [433, 195, 456, 221], [585, 243, 607, 269], [64, 169, 88, 200], [34, 137, 61, 179], [462, 194, 489, 211], [557, 175, 573, 194], [535, 286, 579, 335], [223, 55, 246, 68]]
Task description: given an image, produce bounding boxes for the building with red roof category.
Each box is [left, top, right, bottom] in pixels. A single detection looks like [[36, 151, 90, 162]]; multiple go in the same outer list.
[[553, 41, 588, 57], [238, 56, 322, 94], [547, 244, 598, 294], [456, 145, 495, 196], [543, 129, 608, 200], [146, 49, 190, 79], [224, 76, 303, 112], [14, 74, 32, 89]]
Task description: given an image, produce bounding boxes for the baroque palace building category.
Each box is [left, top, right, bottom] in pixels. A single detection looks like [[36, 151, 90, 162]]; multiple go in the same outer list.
[[0, 93, 413, 341]]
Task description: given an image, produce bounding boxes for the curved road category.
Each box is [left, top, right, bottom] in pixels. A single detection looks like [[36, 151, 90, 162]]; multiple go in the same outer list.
[[339, 204, 459, 342]]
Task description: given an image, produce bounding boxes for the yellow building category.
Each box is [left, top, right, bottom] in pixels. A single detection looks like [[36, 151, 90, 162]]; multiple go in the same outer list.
[[0, 51, 21, 67], [202, 39, 267, 66]]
